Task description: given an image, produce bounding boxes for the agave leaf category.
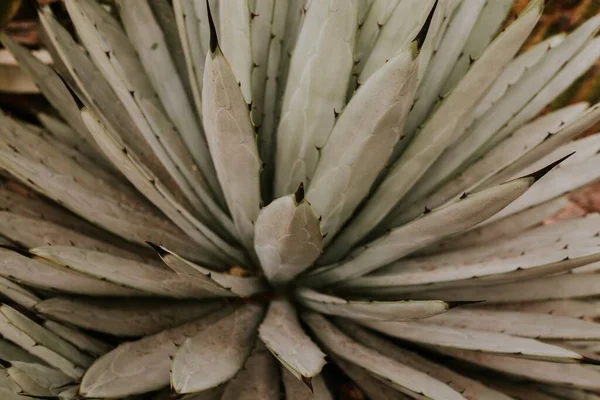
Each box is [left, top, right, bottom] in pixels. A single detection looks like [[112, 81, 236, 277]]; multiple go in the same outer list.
[[42, 321, 111, 357], [404, 0, 486, 136], [117, 0, 222, 200], [220, 341, 280, 400], [307, 44, 418, 243], [259, 0, 289, 199], [489, 300, 600, 320], [296, 288, 452, 321], [0, 212, 145, 260], [203, 29, 262, 252], [0, 305, 92, 379], [0, 338, 44, 364], [37, 112, 111, 171], [537, 385, 600, 400], [355, 319, 586, 362], [341, 246, 600, 295], [323, 0, 542, 259], [277, 0, 306, 99], [301, 311, 466, 400], [425, 309, 600, 340], [0, 278, 40, 311], [483, 149, 600, 225], [309, 172, 539, 285], [352, 0, 402, 79], [441, 0, 513, 95], [357, 0, 434, 84], [31, 246, 233, 300], [249, 0, 274, 127], [439, 348, 600, 391], [336, 320, 514, 400], [171, 303, 264, 393], [425, 196, 568, 254], [274, 0, 358, 196], [413, 273, 600, 303], [80, 306, 237, 398], [254, 188, 323, 285], [151, 244, 267, 297], [331, 356, 409, 400], [388, 102, 588, 228], [57, 386, 80, 400], [7, 361, 73, 397], [81, 108, 244, 268], [0, 248, 144, 297], [258, 298, 327, 382], [36, 297, 224, 337], [219, 0, 253, 104], [281, 367, 333, 400], [65, 0, 222, 223], [472, 34, 566, 121], [428, 15, 600, 193], [0, 34, 97, 154], [479, 380, 560, 400]]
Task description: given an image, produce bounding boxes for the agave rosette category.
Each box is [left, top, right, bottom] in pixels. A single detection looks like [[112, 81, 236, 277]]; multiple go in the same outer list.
[[1, 0, 600, 399]]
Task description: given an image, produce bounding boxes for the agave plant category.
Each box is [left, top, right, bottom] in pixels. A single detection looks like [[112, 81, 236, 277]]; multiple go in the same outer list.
[[2, 0, 600, 398]]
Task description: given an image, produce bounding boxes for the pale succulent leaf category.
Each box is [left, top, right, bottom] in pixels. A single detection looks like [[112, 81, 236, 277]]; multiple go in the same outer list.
[[404, 0, 486, 136], [31, 246, 235, 299], [297, 288, 452, 321], [254, 192, 323, 285], [0, 338, 44, 364], [324, 0, 542, 259], [425, 309, 600, 340], [202, 44, 261, 251], [249, 0, 274, 127], [43, 321, 111, 357], [282, 367, 333, 400], [0, 248, 144, 297], [0, 277, 40, 310], [307, 44, 418, 242], [220, 342, 280, 400], [337, 320, 514, 400], [301, 311, 466, 400], [80, 306, 237, 398], [258, 298, 327, 381], [117, 0, 222, 200], [274, 0, 358, 196], [438, 349, 600, 391], [413, 273, 600, 303], [171, 303, 264, 393], [431, 15, 600, 192], [357, 0, 434, 84], [81, 108, 244, 267], [309, 174, 536, 285], [355, 319, 585, 362], [219, 0, 253, 104], [152, 244, 267, 297], [36, 297, 224, 337], [331, 356, 410, 400], [342, 246, 600, 295], [7, 361, 73, 397], [489, 300, 600, 320]]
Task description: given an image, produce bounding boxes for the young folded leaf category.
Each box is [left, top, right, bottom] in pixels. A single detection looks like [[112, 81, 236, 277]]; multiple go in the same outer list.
[[296, 288, 453, 321], [80, 306, 237, 398], [254, 186, 323, 285], [42, 321, 111, 357], [203, 20, 261, 252], [307, 43, 418, 243], [301, 311, 466, 400], [171, 303, 264, 394], [35, 297, 225, 337], [258, 298, 327, 383]]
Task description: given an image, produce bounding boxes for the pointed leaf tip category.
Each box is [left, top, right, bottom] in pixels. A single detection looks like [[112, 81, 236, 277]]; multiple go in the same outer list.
[[295, 183, 305, 204], [145, 241, 169, 257], [302, 375, 314, 393], [524, 151, 575, 182], [207, 0, 218, 53], [447, 300, 486, 309]]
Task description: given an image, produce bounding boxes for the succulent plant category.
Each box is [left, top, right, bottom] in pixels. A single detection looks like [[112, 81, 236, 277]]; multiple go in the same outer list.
[[1, 0, 600, 398]]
